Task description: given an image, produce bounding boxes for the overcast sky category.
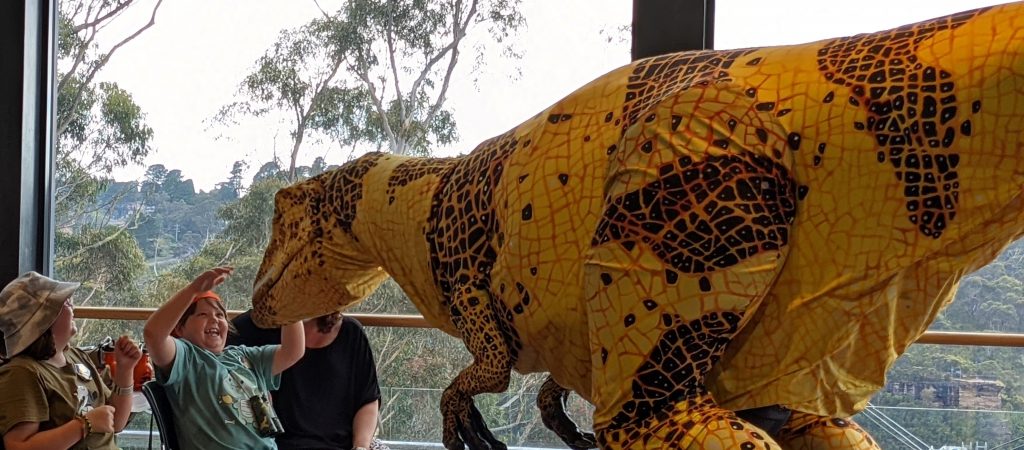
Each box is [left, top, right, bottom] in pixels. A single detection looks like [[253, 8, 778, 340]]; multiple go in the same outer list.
[[96, 0, 1012, 191]]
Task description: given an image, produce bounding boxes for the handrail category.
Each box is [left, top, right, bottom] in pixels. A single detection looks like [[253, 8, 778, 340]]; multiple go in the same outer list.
[[74, 306, 1024, 347], [912, 331, 1024, 347], [74, 306, 432, 328]]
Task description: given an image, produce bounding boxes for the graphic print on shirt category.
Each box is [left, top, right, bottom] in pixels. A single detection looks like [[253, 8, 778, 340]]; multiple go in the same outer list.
[[220, 370, 259, 427], [73, 363, 100, 414]]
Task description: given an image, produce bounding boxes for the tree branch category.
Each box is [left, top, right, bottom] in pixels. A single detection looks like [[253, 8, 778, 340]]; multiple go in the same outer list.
[[351, 60, 398, 152], [287, 52, 344, 180], [385, 25, 406, 138], [311, 0, 332, 19], [63, 217, 135, 263], [58, 0, 163, 137], [56, 28, 99, 136], [425, 0, 476, 129], [72, 0, 134, 32], [83, 0, 163, 89]]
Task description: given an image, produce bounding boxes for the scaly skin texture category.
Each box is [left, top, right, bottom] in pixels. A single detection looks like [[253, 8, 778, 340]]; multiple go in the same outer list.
[[251, 4, 1024, 449], [776, 412, 880, 450]]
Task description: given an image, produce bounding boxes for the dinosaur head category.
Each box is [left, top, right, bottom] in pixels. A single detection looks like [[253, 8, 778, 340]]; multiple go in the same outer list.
[[251, 168, 389, 327]]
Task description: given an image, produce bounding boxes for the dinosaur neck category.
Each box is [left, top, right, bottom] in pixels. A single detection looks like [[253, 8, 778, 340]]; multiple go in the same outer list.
[[333, 152, 460, 329]]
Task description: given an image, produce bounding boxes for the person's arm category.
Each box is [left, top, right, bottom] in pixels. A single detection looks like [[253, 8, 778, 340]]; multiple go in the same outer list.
[[351, 400, 379, 449], [349, 318, 381, 449], [143, 267, 233, 371], [270, 320, 304, 375], [3, 406, 115, 450], [4, 420, 80, 450], [108, 335, 142, 431]]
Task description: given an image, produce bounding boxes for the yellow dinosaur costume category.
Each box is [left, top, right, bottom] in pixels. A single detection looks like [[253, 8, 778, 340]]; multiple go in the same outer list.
[[250, 4, 1024, 449]]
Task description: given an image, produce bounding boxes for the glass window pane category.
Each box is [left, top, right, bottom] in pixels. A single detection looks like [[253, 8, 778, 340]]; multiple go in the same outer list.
[[54, 1, 624, 447]]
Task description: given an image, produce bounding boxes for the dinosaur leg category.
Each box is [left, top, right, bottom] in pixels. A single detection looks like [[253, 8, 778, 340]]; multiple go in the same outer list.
[[775, 411, 880, 450], [585, 159, 794, 449], [585, 84, 798, 449], [441, 284, 512, 450], [537, 375, 597, 450]]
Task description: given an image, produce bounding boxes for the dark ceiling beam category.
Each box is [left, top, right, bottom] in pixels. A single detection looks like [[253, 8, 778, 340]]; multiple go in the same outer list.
[[632, 0, 715, 61]]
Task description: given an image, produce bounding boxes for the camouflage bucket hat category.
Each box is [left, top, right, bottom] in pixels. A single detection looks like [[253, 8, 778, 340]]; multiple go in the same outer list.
[[0, 271, 79, 358]]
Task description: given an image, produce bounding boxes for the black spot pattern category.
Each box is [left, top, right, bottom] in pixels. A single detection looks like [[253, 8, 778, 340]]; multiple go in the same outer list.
[[815, 7, 991, 238], [593, 153, 796, 274], [620, 49, 757, 134], [609, 311, 743, 429], [426, 131, 524, 361], [322, 152, 385, 239], [387, 158, 456, 204]]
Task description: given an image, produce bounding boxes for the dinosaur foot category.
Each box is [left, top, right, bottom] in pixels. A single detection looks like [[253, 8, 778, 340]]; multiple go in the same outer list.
[[597, 395, 780, 449], [441, 392, 508, 450], [776, 411, 881, 450], [537, 377, 597, 449], [561, 431, 597, 450]]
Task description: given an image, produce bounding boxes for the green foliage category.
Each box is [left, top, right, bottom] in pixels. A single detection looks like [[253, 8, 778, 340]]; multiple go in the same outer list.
[[58, 79, 153, 176], [95, 82, 153, 171], [55, 226, 146, 293], [218, 178, 289, 252], [215, 161, 248, 201], [54, 0, 161, 306]]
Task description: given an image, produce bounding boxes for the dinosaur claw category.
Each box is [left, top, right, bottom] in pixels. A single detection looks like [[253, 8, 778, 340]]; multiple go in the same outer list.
[[453, 402, 506, 450], [443, 436, 466, 450], [566, 432, 598, 450]]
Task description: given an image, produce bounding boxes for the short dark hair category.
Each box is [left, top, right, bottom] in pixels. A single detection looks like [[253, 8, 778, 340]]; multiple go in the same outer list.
[[315, 312, 342, 334], [22, 328, 57, 361]]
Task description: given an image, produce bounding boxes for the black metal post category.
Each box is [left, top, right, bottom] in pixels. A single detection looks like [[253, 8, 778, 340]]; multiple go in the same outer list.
[[0, 0, 57, 281], [632, 0, 715, 60]]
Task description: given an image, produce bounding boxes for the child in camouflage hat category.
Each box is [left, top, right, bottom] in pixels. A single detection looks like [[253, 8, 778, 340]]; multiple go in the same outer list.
[[0, 271, 142, 450]]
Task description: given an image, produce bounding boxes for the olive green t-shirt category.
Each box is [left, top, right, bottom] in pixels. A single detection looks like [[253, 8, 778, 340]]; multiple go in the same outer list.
[[0, 347, 115, 449]]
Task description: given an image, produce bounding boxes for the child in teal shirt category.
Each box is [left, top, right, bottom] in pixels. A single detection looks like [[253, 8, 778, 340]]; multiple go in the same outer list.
[[144, 267, 304, 450]]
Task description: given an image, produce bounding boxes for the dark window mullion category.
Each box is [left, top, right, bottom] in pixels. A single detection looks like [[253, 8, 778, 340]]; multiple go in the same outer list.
[[0, 0, 57, 280], [632, 0, 715, 60]]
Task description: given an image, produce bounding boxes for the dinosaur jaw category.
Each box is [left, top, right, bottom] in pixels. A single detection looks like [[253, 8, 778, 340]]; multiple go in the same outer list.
[[251, 241, 391, 328], [251, 243, 303, 327]]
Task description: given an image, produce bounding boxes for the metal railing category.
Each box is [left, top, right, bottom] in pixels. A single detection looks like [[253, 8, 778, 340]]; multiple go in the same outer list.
[[75, 306, 431, 328], [81, 306, 1024, 449], [74, 306, 1024, 347]]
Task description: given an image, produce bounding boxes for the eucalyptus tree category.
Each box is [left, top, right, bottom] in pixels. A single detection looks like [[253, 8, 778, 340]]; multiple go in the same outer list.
[[56, 0, 161, 224], [217, 0, 524, 180], [54, 0, 161, 324]]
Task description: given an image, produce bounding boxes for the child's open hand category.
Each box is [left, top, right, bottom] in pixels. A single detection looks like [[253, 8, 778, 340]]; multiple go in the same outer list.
[[189, 266, 233, 294]]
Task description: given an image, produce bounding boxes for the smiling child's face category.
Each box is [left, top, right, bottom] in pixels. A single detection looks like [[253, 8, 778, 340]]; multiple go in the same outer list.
[[176, 298, 229, 353]]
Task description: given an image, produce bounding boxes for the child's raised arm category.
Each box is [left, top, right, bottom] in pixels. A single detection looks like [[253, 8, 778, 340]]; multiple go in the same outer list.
[[271, 320, 305, 375]]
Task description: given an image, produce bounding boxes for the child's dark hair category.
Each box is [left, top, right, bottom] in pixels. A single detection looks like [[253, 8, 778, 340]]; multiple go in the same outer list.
[[22, 328, 57, 361], [173, 298, 236, 336]]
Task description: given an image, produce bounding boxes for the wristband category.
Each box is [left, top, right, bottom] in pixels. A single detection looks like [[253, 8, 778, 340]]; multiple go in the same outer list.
[[75, 415, 91, 439], [115, 384, 134, 396]]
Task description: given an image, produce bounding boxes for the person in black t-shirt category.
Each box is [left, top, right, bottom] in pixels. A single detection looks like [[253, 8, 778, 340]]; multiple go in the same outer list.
[[229, 310, 387, 450]]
